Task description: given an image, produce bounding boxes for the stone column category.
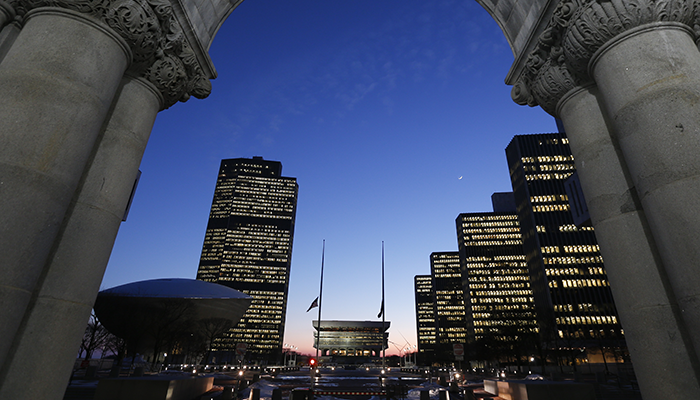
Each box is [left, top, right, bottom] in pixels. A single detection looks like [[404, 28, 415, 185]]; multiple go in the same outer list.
[[0, 75, 163, 400], [581, 18, 700, 358], [506, 1, 700, 396], [557, 85, 700, 399], [0, 6, 131, 371], [0, 19, 20, 62], [0, 0, 19, 63], [0, 0, 213, 397]]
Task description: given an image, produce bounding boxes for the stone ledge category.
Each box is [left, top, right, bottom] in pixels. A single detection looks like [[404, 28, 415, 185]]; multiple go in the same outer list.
[[94, 375, 214, 400], [484, 379, 595, 400]]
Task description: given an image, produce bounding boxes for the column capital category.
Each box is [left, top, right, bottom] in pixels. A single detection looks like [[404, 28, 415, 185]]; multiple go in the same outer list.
[[511, 0, 589, 116], [16, 0, 211, 109], [0, 0, 16, 22], [563, 0, 694, 76], [512, 0, 696, 115]]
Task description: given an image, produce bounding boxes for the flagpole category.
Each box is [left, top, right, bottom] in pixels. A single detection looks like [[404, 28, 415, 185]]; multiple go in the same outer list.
[[314, 240, 325, 387], [381, 241, 386, 373]]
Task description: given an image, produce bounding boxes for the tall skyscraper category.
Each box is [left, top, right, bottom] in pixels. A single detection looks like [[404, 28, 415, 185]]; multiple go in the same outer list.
[[430, 252, 468, 362], [456, 196, 538, 361], [414, 275, 437, 365], [505, 133, 624, 358], [196, 157, 298, 363]]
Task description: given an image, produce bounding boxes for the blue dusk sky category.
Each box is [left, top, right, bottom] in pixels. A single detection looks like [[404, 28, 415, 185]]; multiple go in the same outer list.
[[101, 0, 555, 355]]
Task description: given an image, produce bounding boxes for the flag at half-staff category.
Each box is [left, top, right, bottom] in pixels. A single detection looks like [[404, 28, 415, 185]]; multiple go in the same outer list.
[[307, 297, 319, 312]]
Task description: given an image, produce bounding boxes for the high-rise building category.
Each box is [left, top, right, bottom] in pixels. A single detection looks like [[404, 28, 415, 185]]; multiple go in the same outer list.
[[196, 157, 298, 363], [505, 133, 624, 356], [414, 275, 437, 365], [456, 195, 538, 361], [430, 252, 468, 362]]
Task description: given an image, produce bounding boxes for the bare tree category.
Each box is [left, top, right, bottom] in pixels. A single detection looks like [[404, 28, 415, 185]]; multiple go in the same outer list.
[[199, 317, 234, 364], [79, 311, 110, 360]]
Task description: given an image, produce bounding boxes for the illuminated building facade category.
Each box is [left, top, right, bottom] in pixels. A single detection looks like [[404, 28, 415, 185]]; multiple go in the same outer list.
[[430, 252, 468, 362], [312, 320, 389, 363], [505, 134, 624, 352], [456, 209, 538, 357], [414, 275, 436, 365], [196, 157, 298, 363]]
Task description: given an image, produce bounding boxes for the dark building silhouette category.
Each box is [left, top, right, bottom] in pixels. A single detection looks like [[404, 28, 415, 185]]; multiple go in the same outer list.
[[414, 275, 436, 365], [490, 192, 517, 213], [430, 252, 468, 362], [456, 195, 537, 362], [505, 134, 624, 360], [196, 157, 298, 363]]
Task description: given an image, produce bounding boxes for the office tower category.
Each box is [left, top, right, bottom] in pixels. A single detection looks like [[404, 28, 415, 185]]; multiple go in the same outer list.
[[430, 252, 468, 362], [414, 275, 437, 365], [196, 157, 298, 363], [505, 133, 624, 359], [456, 195, 538, 362]]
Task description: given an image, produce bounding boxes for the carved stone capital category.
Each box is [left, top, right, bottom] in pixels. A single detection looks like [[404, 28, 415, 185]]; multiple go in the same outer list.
[[512, 0, 585, 116], [16, 0, 211, 109], [0, 0, 17, 27], [513, 0, 696, 114], [530, 60, 580, 115], [563, 0, 693, 77]]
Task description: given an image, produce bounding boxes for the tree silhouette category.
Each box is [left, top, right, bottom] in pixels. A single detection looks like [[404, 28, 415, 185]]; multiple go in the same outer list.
[[79, 311, 110, 360]]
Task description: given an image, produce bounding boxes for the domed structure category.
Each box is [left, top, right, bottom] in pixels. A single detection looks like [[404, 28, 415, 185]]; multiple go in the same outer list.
[[94, 278, 252, 360]]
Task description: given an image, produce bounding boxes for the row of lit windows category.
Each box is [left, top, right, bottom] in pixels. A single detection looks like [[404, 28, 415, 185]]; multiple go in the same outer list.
[[522, 155, 574, 163], [554, 303, 600, 312], [470, 275, 529, 282], [525, 172, 574, 181], [533, 204, 570, 212], [461, 215, 518, 222], [461, 221, 518, 229], [559, 224, 595, 232], [545, 267, 585, 276], [542, 246, 560, 254], [433, 253, 460, 260], [464, 240, 522, 246], [549, 279, 610, 288], [462, 227, 520, 234], [539, 164, 575, 172], [221, 263, 287, 272], [556, 315, 618, 325], [467, 266, 528, 274], [434, 272, 460, 278], [472, 312, 535, 319], [472, 290, 532, 296], [563, 245, 600, 253], [471, 304, 533, 311], [440, 327, 468, 333], [472, 297, 533, 303], [468, 233, 522, 240], [473, 319, 538, 326], [469, 282, 530, 290], [436, 305, 464, 311], [531, 195, 569, 203], [229, 212, 292, 220], [465, 255, 526, 262], [544, 256, 604, 265]]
